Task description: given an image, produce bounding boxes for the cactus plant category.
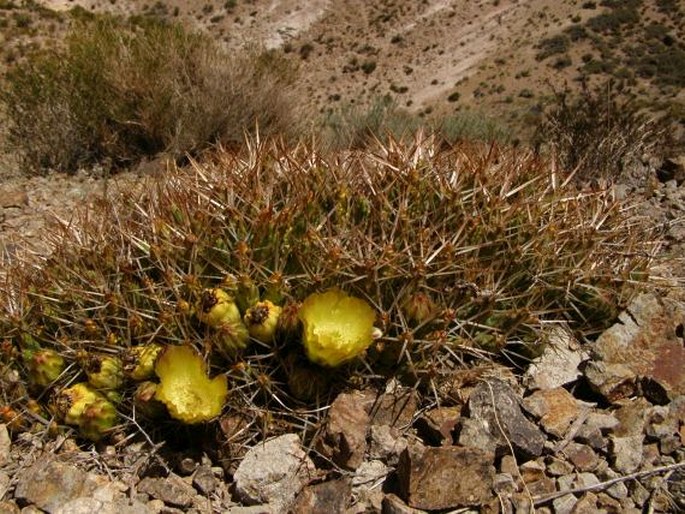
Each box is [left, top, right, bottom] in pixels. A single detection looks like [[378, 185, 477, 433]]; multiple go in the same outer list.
[[0, 136, 661, 447]]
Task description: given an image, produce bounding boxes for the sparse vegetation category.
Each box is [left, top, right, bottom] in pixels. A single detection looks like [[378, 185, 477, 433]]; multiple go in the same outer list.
[[0, 14, 298, 174], [535, 80, 670, 182]]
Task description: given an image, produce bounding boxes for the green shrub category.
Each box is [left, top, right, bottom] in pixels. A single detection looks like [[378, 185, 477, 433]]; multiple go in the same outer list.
[[321, 95, 421, 149], [535, 34, 570, 61], [0, 15, 298, 174]]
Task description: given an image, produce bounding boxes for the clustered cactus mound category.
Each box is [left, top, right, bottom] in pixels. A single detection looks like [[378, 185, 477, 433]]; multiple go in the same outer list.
[[0, 136, 660, 449]]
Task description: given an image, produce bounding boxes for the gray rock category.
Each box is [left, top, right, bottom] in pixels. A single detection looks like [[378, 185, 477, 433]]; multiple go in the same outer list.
[[456, 417, 499, 455], [0, 471, 10, 500], [351, 460, 389, 490], [552, 494, 577, 514], [612, 397, 651, 437], [192, 465, 217, 495], [468, 379, 545, 460], [575, 472, 600, 489], [610, 435, 644, 474], [397, 443, 495, 510], [599, 468, 628, 500], [523, 326, 586, 390], [233, 434, 315, 512], [137, 475, 195, 508], [583, 361, 638, 403], [317, 392, 369, 470], [290, 479, 351, 514], [546, 457, 573, 477], [54, 497, 152, 514], [0, 425, 10, 467], [368, 425, 408, 466], [492, 473, 516, 496], [14, 460, 107, 514]]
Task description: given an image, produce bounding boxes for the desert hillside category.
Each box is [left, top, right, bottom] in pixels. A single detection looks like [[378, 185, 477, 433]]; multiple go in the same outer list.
[[0, 0, 679, 144]]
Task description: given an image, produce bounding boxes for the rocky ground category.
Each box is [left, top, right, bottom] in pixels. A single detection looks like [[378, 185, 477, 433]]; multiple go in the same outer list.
[[1, 155, 685, 513]]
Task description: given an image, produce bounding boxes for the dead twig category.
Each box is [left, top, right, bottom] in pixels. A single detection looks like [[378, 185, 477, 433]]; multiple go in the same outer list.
[[533, 461, 685, 505]]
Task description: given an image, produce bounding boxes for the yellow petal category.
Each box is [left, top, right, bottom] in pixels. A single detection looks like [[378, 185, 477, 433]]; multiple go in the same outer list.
[[154, 345, 228, 424], [299, 289, 375, 367]]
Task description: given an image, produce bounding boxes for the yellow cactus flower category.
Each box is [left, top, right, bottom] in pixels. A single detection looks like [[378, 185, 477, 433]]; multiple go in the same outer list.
[[154, 345, 228, 424], [244, 300, 282, 342], [299, 289, 376, 367]]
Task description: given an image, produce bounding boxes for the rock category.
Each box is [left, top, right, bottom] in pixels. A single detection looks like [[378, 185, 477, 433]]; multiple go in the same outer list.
[[583, 361, 638, 403], [53, 497, 152, 514], [656, 156, 685, 185], [552, 494, 577, 514], [381, 493, 424, 514], [137, 475, 195, 508], [598, 468, 629, 500], [369, 380, 418, 429], [523, 326, 586, 390], [233, 434, 315, 512], [0, 501, 20, 514], [414, 406, 460, 446], [225, 506, 274, 514], [522, 388, 582, 438], [317, 392, 369, 470], [588, 293, 685, 403], [563, 442, 600, 472], [467, 379, 545, 460], [0, 425, 10, 467], [351, 460, 389, 490], [456, 417, 499, 455], [14, 460, 107, 514], [610, 435, 644, 474], [397, 443, 495, 510], [575, 472, 600, 489], [368, 425, 408, 465], [290, 479, 351, 514], [518, 459, 546, 483], [545, 457, 573, 477], [0, 188, 29, 209], [492, 473, 516, 496], [612, 397, 651, 437], [572, 492, 599, 514], [0, 470, 10, 500], [192, 465, 217, 495]]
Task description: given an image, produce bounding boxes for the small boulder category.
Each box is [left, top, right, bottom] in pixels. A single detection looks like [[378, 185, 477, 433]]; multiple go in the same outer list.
[[397, 443, 495, 510], [317, 391, 370, 470], [233, 434, 315, 512]]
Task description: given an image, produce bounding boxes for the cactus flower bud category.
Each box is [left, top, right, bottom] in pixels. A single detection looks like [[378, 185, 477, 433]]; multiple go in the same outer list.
[[24, 348, 65, 387], [81, 354, 124, 390], [244, 301, 282, 343], [402, 291, 436, 325], [55, 383, 118, 441], [124, 343, 164, 381], [197, 288, 242, 328]]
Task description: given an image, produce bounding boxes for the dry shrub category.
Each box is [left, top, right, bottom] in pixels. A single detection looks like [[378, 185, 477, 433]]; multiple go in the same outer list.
[[0, 14, 297, 174]]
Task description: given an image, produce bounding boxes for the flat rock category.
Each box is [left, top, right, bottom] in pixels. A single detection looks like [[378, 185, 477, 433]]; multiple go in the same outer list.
[[397, 443, 495, 510], [368, 425, 408, 465], [290, 479, 351, 514], [522, 388, 582, 438], [563, 442, 600, 472], [368, 380, 418, 429], [54, 497, 152, 514], [233, 433, 315, 512], [587, 293, 685, 403], [317, 391, 369, 470], [351, 459, 389, 490], [523, 326, 586, 390], [610, 435, 644, 474], [137, 475, 195, 508], [14, 459, 108, 514], [467, 379, 545, 460]]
